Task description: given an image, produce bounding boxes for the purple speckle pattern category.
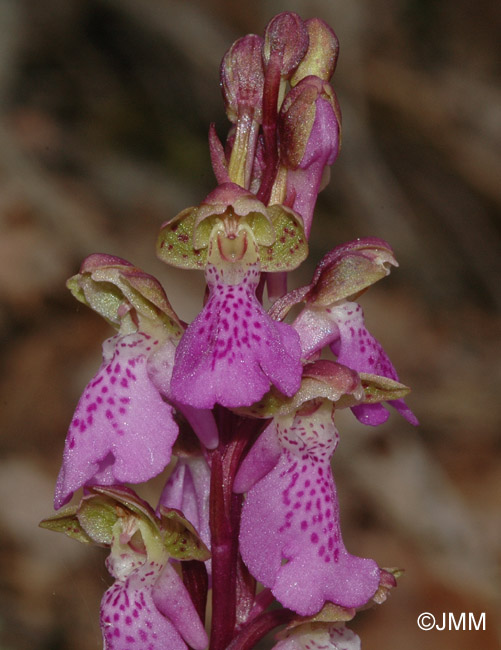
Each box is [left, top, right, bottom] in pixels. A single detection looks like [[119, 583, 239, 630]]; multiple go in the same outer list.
[[328, 301, 418, 426], [170, 262, 302, 408], [239, 404, 380, 616], [55, 332, 178, 508], [273, 623, 361, 650], [100, 561, 189, 650]]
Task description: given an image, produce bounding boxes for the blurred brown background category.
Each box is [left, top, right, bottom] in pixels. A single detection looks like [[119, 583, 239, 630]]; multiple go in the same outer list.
[[0, 1, 499, 648]]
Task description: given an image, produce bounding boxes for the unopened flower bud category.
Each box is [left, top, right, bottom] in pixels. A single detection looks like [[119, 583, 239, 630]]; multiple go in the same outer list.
[[263, 12, 309, 79], [291, 18, 340, 86], [279, 76, 339, 170], [221, 34, 265, 123]]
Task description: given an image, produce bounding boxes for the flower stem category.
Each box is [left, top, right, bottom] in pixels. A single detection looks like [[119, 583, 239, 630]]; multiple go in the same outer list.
[[209, 409, 269, 649], [226, 608, 295, 650], [209, 445, 236, 650], [181, 560, 208, 626]]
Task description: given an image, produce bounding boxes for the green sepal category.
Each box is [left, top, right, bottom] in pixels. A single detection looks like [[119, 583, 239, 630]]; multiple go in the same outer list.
[[39, 505, 94, 545], [67, 273, 123, 327], [156, 207, 207, 270], [76, 493, 121, 545], [234, 360, 363, 418], [157, 183, 308, 272], [358, 373, 411, 404], [259, 204, 308, 271], [39, 486, 210, 563], [306, 239, 397, 307], [281, 604, 357, 635], [67, 254, 183, 337], [158, 506, 211, 562], [157, 185, 277, 270]]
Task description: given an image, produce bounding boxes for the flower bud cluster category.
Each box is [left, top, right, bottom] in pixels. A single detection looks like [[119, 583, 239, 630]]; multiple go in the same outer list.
[[216, 13, 341, 237]]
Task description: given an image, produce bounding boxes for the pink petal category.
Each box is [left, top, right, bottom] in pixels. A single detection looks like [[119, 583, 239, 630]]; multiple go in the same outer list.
[[329, 302, 398, 377], [148, 339, 219, 448], [233, 422, 282, 494], [170, 263, 302, 408], [293, 306, 339, 358], [328, 302, 418, 426], [285, 97, 339, 237], [239, 408, 380, 615], [100, 561, 189, 650], [152, 562, 208, 650], [55, 332, 178, 508], [158, 457, 211, 553]]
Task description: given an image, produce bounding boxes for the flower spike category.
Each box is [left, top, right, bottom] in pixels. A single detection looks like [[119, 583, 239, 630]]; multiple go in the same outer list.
[[157, 182, 308, 272], [43, 13, 417, 649]]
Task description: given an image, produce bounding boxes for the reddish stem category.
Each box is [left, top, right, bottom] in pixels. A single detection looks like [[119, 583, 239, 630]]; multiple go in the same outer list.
[[209, 446, 236, 650], [227, 608, 295, 650], [181, 560, 208, 626], [209, 410, 269, 649]]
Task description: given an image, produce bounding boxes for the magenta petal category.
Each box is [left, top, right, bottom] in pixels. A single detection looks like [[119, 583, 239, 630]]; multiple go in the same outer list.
[[152, 562, 208, 650], [148, 338, 219, 448], [389, 398, 419, 425], [293, 306, 339, 358], [100, 561, 189, 650], [239, 409, 380, 615], [55, 333, 178, 508], [329, 302, 418, 426], [351, 402, 390, 426], [286, 97, 339, 237], [233, 422, 282, 494], [177, 404, 219, 449], [329, 302, 398, 377], [170, 264, 302, 408]]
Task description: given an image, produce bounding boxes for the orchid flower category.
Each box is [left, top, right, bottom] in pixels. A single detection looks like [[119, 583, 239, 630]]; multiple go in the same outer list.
[[157, 183, 307, 408], [41, 486, 210, 650], [235, 364, 381, 616], [54, 255, 183, 508], [271, 239, 418, 426]]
